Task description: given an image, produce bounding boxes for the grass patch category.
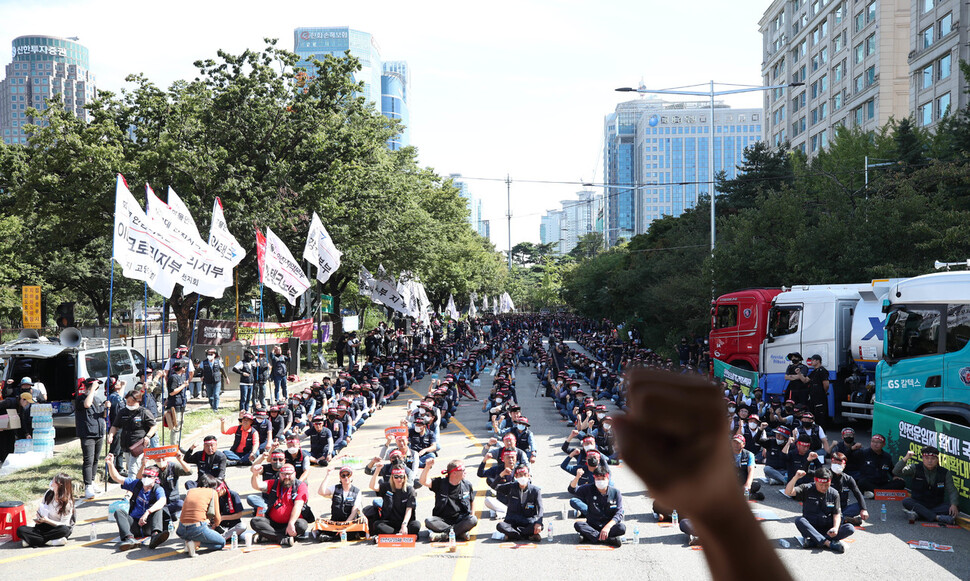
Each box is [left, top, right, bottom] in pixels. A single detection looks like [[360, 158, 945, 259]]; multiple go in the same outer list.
[[0, 407, 235, 506]]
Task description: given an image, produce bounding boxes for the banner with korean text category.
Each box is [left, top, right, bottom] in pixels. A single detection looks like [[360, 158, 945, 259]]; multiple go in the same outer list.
[[872, 402, 970, 514]]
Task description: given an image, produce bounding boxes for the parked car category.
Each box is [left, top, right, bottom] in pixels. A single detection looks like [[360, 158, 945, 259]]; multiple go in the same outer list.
[[0, 328, 148, 430]]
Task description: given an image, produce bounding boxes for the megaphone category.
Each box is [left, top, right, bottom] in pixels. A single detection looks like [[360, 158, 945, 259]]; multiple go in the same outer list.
[[934, 259, 970, 270], [59, 327, 82, 348], [18, 329, 40, 340]]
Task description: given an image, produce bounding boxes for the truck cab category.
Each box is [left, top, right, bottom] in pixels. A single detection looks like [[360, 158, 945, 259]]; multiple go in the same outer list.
[[878, 271, 970, 425], [710, 289, 781, 371]]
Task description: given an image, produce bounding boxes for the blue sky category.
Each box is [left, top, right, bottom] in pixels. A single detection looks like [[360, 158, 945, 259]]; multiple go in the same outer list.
[[0, 0, 769, 249]]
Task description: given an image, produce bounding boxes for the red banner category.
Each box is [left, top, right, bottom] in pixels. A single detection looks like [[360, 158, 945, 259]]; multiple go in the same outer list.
[[238, 318, 314, 346]]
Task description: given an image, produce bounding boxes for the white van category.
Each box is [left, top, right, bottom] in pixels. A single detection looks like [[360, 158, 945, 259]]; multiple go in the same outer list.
[[0, 329, 148, 430]]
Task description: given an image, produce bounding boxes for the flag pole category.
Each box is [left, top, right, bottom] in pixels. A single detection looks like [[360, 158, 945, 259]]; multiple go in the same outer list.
[[143, 283, 149, 378]]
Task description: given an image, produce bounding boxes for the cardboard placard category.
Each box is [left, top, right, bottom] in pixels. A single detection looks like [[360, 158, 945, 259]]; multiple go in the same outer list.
[[376, 534, 417, 547], [575, 545, 616, 551], [907, 540, 954, 552], [919, 523, 961, 529], [874, 490, 909, 501], [385, 427, 407, 439], [144, 446, 179, 460]]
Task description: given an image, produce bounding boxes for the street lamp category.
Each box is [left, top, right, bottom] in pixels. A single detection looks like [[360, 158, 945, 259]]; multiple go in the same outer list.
[[615, 81, 803, 255]]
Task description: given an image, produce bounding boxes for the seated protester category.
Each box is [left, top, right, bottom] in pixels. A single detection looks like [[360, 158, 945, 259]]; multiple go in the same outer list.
[[732, 435, 765, 500], [366, 465, 421, 535], [16, 472, 75, 547], [135, 451, 193, 528], [593, 417, 619, 464], [495, 464, 543, 542], [286, 396, 307, 433], [282, 434, 310, 480], [498, 416, 537, 464], [478, 449, 518, 517], [857, 434, 906, 496], [177, 473, 225, 557], [214, 479, 246, 539], [247, 449, 287, 515], [316, 466, 365, 541], [782, 434, 822, 490], [485, 433, 528, 466], [364, 450, 414, 486], [792, 412, 830, 457], [566, 451, 611, 517], [829, 453, 868, 526], [304, 415, 335, 467], [105, 454, 169, 551], [832, 428, 864, 477], [762, 427, 792, 485], [183, 435, 228, 489], [893, 446, 959, 525], [252, 409, 272, 454], [572, 466, 625, 547], [419, 458, 478, 541], [784, 467, 854, 553], [220, 413, 259, 466], [560, 430, 595, 464], [408, 418, 439, 474], [248, 463, 310, 547], [322, 408, 347, 452], [740, 414, 768, 459]]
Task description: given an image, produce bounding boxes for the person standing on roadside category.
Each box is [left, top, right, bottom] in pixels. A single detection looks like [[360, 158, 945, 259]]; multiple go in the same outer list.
[[200, 348, 228, 411], [74, 378, 107, 499], [270, 346, 289, 404], [805, 355, 830, 427]]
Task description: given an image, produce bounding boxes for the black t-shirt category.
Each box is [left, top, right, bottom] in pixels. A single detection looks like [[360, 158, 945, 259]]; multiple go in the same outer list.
[[808, 367, 829, 405], [329, 483, 361, 521], [378, 481, 417, 525], [793, 483, 841, 525], [430, 477, 473, 521], [75, 393, 107, 439], [112, 405, 155, 446]]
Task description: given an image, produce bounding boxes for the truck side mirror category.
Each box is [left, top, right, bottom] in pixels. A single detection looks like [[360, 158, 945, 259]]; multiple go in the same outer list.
[[881, 299, 890, 314]]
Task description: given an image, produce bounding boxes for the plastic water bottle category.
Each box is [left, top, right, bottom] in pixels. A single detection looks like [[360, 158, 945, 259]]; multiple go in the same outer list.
[[168, 521, 175, 533], [881, 504, 887, 522], [546, 521, 554, 542], [448, 529, 456, 551], [231, 531, 239, 550], [340, 530, 347, 544], [671, 510, 679, 527], [633, 525, 640, 545], [778, 538, 790, 548], [89, 523, 96, 542]]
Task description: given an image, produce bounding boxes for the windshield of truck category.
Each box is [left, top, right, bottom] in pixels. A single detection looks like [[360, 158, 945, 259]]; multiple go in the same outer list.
[[946, 304, 970, 353], [714, 305, 738, 329], [768, 307, 800, 337], [886, 306, 943, 360]]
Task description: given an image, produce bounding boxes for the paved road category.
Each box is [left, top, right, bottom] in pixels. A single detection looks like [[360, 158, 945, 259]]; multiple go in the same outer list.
[[2, 342, 968, 580]]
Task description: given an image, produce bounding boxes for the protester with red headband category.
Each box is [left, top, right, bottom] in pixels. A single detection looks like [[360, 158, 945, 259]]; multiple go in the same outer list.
[[220, 413, 259, 466], [732, 434, 765, 501], [367, 465, 420, 535], [316, 466, 365, 541], [857, 433, 905, 497], [784, 466, 853, 553], [249, 463, 310, 546], [420, 458, 477, 541], [105, 454, 169, 551]]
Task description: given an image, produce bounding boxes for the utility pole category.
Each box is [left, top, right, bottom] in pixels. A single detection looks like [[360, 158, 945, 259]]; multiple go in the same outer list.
[[506, 174, 512, 271]]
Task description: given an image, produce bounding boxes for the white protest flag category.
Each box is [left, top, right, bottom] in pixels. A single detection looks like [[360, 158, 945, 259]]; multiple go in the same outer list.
[[483, 295, 490, 312], [259, 227, 311, 306], [112, 175, 185, 298], [501, 292, 516, 313], [302, 212, 342, 284], [446, 294, 460, 320], [145, 186, 232, 298], [468, 293, 477, 318], [359, 266, 381, 304], [208, 197, 246, 268], [367, 265, 408, 315]]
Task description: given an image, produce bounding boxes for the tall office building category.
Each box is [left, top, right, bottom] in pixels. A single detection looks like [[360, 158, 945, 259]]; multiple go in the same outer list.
[[293, 26, 410, 149], [758, 0, 912, 157], [539, 191, 603, 254], [909, 0, 963, 128], [604, 98, 762, 245], [1, 35, 96, 145], [450, 173, 488, 237], [382, 61, 410, 150]]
